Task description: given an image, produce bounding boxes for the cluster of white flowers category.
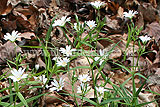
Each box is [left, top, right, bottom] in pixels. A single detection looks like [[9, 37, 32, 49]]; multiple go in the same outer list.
[[77, 73, 91, 94], [139, 35, 151, 43], [91, 1, 105, 9], [96, 86, 108, 103], [123, 10, 138, 19], [52, 16, 71, 27], [94, 49, 108, 65], [52, 15, 97, 32], [4, 30, 21, 42], [9, 68, 28, 82], [53, 45, 76, 67], [49, 77, 65, 91]]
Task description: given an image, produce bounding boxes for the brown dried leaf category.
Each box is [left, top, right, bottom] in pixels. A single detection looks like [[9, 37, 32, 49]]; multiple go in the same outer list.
[[0, 0, 8, 15], [108, 2, 119, 15], [1, 19, 17, 32], [45, 92, 64, 104], [142, 22, 160, 44], [125, 0, 139, 8], [112, 71, 140, 88], [105, 15, 120, 31], [138, 3, 158, 23], [37, 57, 46, 69], [139, 92, 156, 107], [0, 82, 9, 95], [99, 34, 125, 59], [0, 41, 21, 64], [33, 0, 51, 8], [126, 56, 149, 71], [16, 16, 32, 30], [8, 0, 21, 6], [147, 74, 160, 85], [17, 32, 35, 41], [13, 5, 40, 31], [135, 11, 144, 29], [149, 0, 157, 8], [150, 85, 160, 94], [74, 56, 93, 74], [1, 3, 12, 15], [116, 6, 124, 19]]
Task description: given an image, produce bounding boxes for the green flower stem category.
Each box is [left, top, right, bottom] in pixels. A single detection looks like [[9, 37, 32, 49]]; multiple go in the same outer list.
[[14, 82, 19, 107], [62, 27, 73, 46], [97, 9, 101, 22]]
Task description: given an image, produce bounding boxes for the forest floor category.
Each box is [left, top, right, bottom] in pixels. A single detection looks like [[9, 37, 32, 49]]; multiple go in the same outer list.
[[0, 0, 160, 107]]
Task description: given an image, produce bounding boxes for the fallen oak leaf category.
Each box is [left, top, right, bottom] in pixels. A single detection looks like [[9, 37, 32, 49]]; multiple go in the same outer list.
[[138, 3, 158, 23], [0, 0, 12, 15], [17, 32, 35, 41], [142, 22, 160, 45], [0, 41, 22, 64]]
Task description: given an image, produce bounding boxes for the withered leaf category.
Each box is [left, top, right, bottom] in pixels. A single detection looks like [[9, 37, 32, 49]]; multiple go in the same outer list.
[[108, 2, 119, 15], [1, 19, 17, 32], [147, 74, 160, 85], [142, 22, 160, 44], [33, 0, 51, 8], [0, 0, 8, 15], [17, 32, 35, 41], [13, 5, 40, 31], [0, 41, 21, 64], [138, 3, 158, 23]]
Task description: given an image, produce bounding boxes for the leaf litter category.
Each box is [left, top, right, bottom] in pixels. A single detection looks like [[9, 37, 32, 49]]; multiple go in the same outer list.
[[0, 0, 160, 107]]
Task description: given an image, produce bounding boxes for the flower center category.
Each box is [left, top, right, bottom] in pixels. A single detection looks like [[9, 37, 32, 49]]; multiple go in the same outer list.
[[66, 51, 71, 55], [89, 25, 93, 28], [82, 78, 87, 82], [62, 62, 67, 66], [17, 77, 21, 81]]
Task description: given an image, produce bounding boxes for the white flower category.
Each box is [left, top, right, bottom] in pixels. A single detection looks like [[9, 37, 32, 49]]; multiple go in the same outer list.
[[91, 1, 105, 9], [9, 68, 28, 82], [4, 30, 21, 42], [96, 86, 107, 94], [123, 10, 138, 19], [86, 20, 97, 29], [94, 49, 108, 65], [78, 74, 91, 83], [35, 64, 40, 70], [49, 77, 65, 91], [96, 86, 108, 103], [56, 57, 70, 67], [52, 16, 71, 27], [34, 75, 47, 86], [139, 35, 151, 43], [77, 82, 90, 94], [59, 45, 76, 57]]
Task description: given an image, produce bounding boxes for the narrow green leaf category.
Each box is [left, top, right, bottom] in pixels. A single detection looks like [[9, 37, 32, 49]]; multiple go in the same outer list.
[[17, 92, 28, 107], [135, 73, 148, 80], [69, 66, 90, 70], [80, 41, 95, 49], [0, 102, 13, 107], [16, 93, 48, 107], [61, 93, 98, 106], [100, 97, 128, 105]]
